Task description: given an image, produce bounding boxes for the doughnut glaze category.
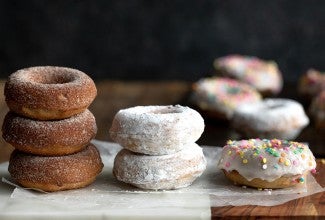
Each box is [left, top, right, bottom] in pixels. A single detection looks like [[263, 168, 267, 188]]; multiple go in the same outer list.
[[2, 109, 97, 156], [110, 105, 204, 155], [8, 144, 103, 192], [113, 143, 207, 190], [214, 55, 283, 95], [191, 77, 261, 120], [218, 139, 316, 189], [232, 98, 309, 140], [4, 66, 97, 120]]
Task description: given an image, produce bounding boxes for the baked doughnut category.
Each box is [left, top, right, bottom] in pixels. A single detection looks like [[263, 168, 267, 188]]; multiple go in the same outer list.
[[113, 143, 207, 190], [8, 144, 103, 192], [298, 69, 325, 100], [4, 66, 97, 120], [2, 109, 97, 156], [232, 98, 309, 140], [309, 91, 325, 130], [213, 55, 283, 95], [109, 105, 204, 155], [191, 77, 261, 120], [218, 139, 317, 189]]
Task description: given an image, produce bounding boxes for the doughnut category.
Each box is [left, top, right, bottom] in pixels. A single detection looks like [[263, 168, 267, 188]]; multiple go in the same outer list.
[[232, 98, 309, 140], [2, 109, 97, 156], [298, 68, 325, 100], [309, 91, 325, 130], [213, 55, 283, 95], [113, 143, 207, 190], [8, 144, 103, 192], [218, 139, 317, 189], [191, 77, 261, 120], [4, 66, 97, 120], [109, 105, 204, 155]]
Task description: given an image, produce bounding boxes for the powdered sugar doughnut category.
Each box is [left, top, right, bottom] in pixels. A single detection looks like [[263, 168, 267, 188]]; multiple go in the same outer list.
[[4, 66, 97, 120], [191, 77, 261, 120], [218, 139, 317, 189], [109, 105, 204, 155], [8, 144, 103, 192], [2, 109, 97, 156], [113, 143, 207, 190], [232, 99, 309, 140], [214, 55, 283, 95]]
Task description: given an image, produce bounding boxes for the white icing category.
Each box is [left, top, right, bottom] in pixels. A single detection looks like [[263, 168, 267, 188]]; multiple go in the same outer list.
[[109, 105, 205, 155], [214, 55, 283, 94], [191, 77, 261, 119], [113, 143, 207, 190], [218, 139, 316, 182], [232, 98, 309, 140]]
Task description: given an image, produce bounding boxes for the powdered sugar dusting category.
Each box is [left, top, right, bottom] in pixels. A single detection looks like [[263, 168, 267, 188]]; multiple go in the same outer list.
[[110, 105, 205, 155], [113, 143, 207, 190]]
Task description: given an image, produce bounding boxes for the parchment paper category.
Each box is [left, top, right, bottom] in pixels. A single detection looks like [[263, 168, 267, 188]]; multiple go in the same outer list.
[[2, 139, 324, 210]]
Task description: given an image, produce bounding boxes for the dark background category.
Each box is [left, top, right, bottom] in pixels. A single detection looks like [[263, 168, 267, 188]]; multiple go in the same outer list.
[[0, 0, 324, 82]]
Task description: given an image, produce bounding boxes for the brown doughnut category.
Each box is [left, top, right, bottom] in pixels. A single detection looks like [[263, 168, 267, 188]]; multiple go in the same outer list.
[[2, 109, 97, 156], [8, 144, 103, 192], [4, 66, 97, 120]]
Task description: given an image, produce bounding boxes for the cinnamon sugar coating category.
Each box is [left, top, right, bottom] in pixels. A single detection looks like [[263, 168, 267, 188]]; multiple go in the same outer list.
[[8, 144, 103, 192], [4, 66, 97, 120], [2, 109, 97, 156]]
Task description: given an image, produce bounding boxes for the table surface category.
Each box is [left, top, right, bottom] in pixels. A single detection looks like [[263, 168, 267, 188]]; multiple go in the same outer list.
[[0, 79, 324, 219]]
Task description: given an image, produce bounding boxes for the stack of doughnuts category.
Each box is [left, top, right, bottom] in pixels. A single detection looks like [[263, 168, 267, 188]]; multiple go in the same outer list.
[[110, 105, 207, 190], [2, 66, 103, 192]]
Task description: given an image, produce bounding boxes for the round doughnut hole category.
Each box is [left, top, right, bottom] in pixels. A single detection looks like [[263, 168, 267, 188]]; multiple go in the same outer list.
[[26, 68, 76, 85], [150, 106, 183, 114], [226, 87, 241, 95]]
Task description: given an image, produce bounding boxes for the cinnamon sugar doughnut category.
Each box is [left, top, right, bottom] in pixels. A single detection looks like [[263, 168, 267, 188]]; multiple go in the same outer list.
[[113, 143, 207, 190], [213, 55, 283, 95], [8, 144, 103, 192], [110, 105, 204, 155], [218, 139, 317, 189], [232, 98, 309, 140], [191, 77, 261, 120], [4, 66, 97, 120], [2, 109, 97, 156]]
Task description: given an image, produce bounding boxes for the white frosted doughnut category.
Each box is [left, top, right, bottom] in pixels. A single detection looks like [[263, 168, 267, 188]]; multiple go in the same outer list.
[[218, 139, 317, 189], [113, 143, 207, 190], [191, 77, 261, 120], [232, 98, 309, 140], [109, 105, 204, 155], [213, 55, 283, 95]]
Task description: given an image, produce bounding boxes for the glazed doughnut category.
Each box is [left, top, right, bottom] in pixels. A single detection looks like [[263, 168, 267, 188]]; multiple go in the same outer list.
[[213, 55, 283, 95], [4, 66, 97, 120], [232, 98, 309, 140], [298, 69, 325, 100], [309, 91, 325, 130], [191, 77, 261, 120], [2, 109, 97, 156], [218, 139, 317, 189], [113, 143, 207, 190], [109, 105, 204, 155], [8, 144, 103, 192]]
